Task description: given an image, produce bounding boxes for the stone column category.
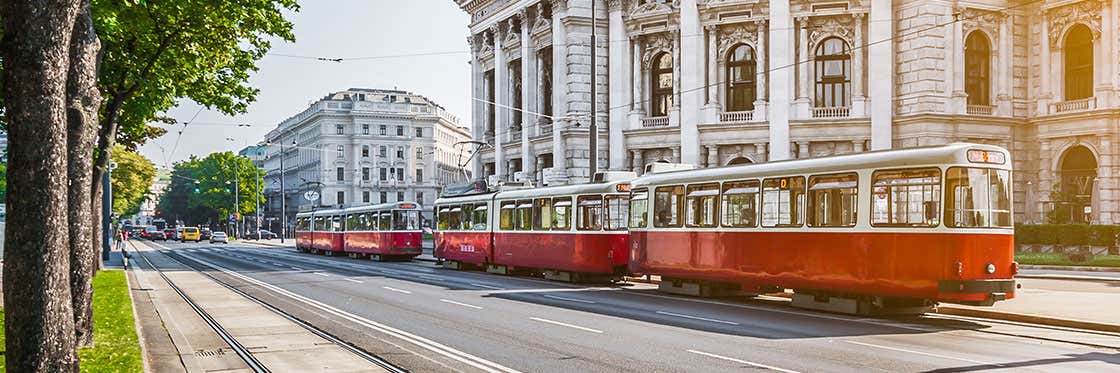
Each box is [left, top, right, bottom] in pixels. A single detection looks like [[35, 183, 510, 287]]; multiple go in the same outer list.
[[794, 17, 811, 118], [997, 13, 1012, 116], [851, 13, 867, 117], [629, 36, 645, 130], [679, 0, 702, 165], [1038, 140, 1054, 218], [868, 0, 893, 150], [754, 142, 767, 162], [1038, 11, 1051, 114], [706, 145, 719, 167], [798, 141, 810, 159], [469, 35, 484, 178], [631, 149, 644, 174], [520, 12, 537, 181], [1098, 2, 1115, 106], [672, 146, 681, 163], [668, 29, 682, 129], [704, 25, 721, 123], [948, 10, 967, 114], [768, 1, 792, 159], [754, 21, 768, 121], [551, 0, 569, 184], [493, 23, 508, 181], [1099, 136, 1114, 224], [608, 0, 629, 170]]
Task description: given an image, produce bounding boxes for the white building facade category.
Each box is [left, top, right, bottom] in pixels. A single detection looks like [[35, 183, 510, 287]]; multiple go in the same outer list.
[[261, 88, 472, 227], [456, 0, 1120, 225]]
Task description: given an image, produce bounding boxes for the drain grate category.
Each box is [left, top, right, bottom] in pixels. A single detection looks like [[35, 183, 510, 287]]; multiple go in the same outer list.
[[195, 348, 227, 358]]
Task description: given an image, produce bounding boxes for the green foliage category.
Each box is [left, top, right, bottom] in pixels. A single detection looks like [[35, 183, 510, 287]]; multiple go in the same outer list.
[[1016, 224, 1120, 247], [1058, 224, 1090, 246], [1089, 225, 1118, 247], [0, 162, 6, 203], [156, 151, 263, 225], [110, 146, 156, 217], [90, 0, 298, 150], [1013, 224, 1038, 246], [1015, 252, 1120, 267]]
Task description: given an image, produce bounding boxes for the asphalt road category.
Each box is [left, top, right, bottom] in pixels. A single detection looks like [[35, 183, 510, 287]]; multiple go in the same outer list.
[[147, 240, 1120, 373]]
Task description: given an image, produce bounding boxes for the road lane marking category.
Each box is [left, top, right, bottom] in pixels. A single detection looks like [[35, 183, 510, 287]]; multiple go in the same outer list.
[[686, 349, 800, 373], [528, 317, 603, 334], [291, 266, 303, 271], [543, 295, 597, 304], [383, 286, 412, 294], [470, 283, 504, 290], [313, 272, 330, 277], [844, 341, 1002, 367], [657, 311, 740, 325], [174, 253, 520, 373], [440, 299, 483, 310], [344, 278, 364, 284]]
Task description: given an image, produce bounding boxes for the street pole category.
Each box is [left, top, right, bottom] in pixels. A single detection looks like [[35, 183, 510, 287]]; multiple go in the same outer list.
[[101, 165, 112, 260], [279, 140, 287, 243], [234, 174, 239, 238], [255, 167, 261, 234], [588, 0, 598, 180]]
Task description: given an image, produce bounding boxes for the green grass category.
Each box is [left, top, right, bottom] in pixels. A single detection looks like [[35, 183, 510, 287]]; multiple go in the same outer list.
[[1015, 252, 1120, 267], [0, 270, 143, 372]]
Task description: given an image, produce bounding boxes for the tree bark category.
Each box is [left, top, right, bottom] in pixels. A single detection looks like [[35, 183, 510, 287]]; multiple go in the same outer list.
[[90, 97, 123, 273], [67, 0, 102, 348], [0, 0, 84, 371]]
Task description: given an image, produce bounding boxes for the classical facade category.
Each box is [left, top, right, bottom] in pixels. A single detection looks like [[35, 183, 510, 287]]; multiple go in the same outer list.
[[455, 0, 1120, 225], [260, 88, 472, 227]]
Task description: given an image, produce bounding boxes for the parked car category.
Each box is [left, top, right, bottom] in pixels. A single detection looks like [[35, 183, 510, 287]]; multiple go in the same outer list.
[[210, 231, 229, 244], [148, 230, 167, 241], [164, 228, 179, 241], [200, 228, 212, 240], [181, 227, 201, 242], [248, 230, 278, 240]]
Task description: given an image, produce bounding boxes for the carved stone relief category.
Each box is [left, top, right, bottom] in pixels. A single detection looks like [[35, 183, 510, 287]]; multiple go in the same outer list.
[[807, 15, 855, 48], [716, 23, 758, 57], [1047, 0, 1102, 47]]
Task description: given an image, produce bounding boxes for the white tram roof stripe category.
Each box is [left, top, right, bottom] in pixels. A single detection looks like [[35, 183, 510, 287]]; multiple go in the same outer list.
[[631, 143, 1010, 188]]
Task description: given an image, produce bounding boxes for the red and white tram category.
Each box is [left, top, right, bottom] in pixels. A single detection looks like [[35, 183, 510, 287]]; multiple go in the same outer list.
[[628, 143, 1017, 313], [294, 202, 424, 261], [434, 174, 634, 282]]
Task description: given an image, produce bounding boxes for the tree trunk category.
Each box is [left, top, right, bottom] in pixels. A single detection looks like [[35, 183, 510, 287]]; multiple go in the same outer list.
[[67, 0, 102, 349], [0, 0, 84, 371], [90, 98, 122, 273]]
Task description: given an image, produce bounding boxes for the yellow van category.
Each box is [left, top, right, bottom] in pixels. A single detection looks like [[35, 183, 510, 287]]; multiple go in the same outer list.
[[181, 227, 201, 242]]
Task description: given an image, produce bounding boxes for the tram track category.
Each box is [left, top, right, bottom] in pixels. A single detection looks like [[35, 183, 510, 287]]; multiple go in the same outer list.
[[131, 241, 408, 373]]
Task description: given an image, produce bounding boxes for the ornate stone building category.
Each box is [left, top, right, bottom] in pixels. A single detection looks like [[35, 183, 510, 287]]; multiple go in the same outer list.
[[455, 0, 1120, 225]]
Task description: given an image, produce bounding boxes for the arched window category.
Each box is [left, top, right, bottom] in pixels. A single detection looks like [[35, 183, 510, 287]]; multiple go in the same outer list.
[[726, 44, 756, 111], [650, 52, 673, 117], [814, 38, 851, 108], [964, 31, 991, 105], [1064, 24, 1094, 101]]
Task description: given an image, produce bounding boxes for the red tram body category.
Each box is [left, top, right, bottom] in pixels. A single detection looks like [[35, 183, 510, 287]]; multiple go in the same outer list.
[[294, 202, 423, 261], [434, 174, 634, 281], [628, 143, 1017, 312]]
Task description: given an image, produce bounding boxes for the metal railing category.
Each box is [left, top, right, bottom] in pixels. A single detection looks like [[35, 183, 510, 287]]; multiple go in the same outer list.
[[811, 106, 850, 118], [641, 116, 670, 128], [966, 104, 996, 116], [1051, 97, 1096, 113], [719, 110, 754, 123]]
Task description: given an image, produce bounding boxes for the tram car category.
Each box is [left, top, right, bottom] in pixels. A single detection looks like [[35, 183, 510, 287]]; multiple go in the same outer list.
[[628, 143, 1017, 314], [294, 201, 424, 261], [434, 173, 634, 282]]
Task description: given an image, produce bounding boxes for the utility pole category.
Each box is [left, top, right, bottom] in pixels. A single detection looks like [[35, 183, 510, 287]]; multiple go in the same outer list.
[[588, 0, 599, 181], [279, 140, 290, 243], [255, 167, 261, 234]]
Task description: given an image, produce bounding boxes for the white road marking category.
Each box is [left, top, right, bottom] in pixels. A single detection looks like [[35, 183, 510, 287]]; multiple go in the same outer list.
[[528, 317, 603, 334], [656, 311, 740, 325], [440, 299, 484, 310], [543, 295, 597, 304], [344, 278, 364, 284], [313, 272, 330, 277], [470, 283, 504, 290], [686, 349, 800, 373], [844, 341, 1003, 367], [291, 266, 303, 271], [383, 286, 412, 294], [174, 253, 520, 373]]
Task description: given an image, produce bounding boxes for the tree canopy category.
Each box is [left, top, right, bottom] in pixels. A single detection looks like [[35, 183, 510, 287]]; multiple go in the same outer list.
[[109, 146, 156, 217], [156, 151, 263, 226]]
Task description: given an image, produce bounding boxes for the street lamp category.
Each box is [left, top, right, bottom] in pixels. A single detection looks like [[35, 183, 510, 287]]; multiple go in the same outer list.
[[280, 139, 295, 242]]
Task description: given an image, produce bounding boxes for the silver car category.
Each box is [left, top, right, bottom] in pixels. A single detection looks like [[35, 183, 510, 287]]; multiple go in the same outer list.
[[210, 231, 229, 244]]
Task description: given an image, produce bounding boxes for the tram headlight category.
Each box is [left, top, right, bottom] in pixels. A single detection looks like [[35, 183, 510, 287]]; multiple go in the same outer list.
[[985, 263, 997, 274]]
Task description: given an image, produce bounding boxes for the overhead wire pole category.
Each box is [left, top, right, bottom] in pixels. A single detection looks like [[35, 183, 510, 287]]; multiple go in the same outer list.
[[588, 0, 598, 180]]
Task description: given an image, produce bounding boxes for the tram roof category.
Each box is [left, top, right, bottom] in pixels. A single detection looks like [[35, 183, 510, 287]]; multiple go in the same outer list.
[[631, 142, 1010, 187], [343, 201, 421, 213], [435, 178, 634, 205]]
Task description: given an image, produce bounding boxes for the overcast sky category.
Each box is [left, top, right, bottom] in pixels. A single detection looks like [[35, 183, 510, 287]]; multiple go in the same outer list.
[[138, 0, 471, 169]]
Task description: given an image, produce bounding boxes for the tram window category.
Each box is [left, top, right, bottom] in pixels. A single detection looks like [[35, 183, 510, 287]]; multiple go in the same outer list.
[[534, 198, 553, 230], [808, 173, 858, 228], [379, 211, 391, 231], [346, 214, 359, 231], [629, 189, 649, 228], [577, 195, 603, 231], [604, 195, 630, 231], [358, 213, 371, 231], [945, 167, 1012, 228], [447, 206, 462, 230], [394, 210, 420, 230], [458, 205, 472, 230], [761, 177, 805, 227], [553, 197, 573, 230], [371, 212, 381, 231], [499, 201, 516, 230], [516, 200, 534, 230], [721, 180, 759, 228], [871, 168, 941, 227], [685, 183, 720, 228], [471, 204, 488, 230], [654, 185, 685, 228], [332, 216, 342, 232], [437, 207, 450, 230]]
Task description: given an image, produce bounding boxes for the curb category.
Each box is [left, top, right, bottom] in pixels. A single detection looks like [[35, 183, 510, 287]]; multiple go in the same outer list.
[[935, 306, 1120, 334], [1015, 274, 1120, 282], [1020, 264, 1120, 273]]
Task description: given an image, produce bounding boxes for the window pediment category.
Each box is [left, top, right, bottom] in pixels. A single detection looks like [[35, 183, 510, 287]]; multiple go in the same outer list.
[[716, 23, 758, 58], [807, 16, 855, 48], [1047, 0, 1102, 47]]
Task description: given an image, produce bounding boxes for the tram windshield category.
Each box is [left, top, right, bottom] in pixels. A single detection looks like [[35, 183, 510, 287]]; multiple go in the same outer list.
[[629, 190, 648, 228], [393, 210, 420, 230], [945, 167, 1012, 228], [604, 195, 629, 231]]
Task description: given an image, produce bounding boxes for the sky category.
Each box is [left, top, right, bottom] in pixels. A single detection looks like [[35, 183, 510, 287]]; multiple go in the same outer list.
[[138, 0, 472, 169]]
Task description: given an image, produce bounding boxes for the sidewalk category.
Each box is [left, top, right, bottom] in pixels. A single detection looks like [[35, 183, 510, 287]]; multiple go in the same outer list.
[[937, 277, 1120, 333], [129, 240, 388, 372]]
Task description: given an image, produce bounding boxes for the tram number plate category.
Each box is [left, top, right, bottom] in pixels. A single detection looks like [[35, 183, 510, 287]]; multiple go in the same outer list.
[[459, 244, 477, 253]]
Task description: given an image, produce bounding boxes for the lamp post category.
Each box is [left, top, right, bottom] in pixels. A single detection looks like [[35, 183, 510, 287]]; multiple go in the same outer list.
[[280, 139, 295, 242]]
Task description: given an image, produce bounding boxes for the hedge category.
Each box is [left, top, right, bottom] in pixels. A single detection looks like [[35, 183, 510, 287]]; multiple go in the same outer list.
[[1015, 224, 1120, 247]]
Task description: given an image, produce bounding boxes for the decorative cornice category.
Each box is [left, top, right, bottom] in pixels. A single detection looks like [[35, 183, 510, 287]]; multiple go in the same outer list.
[[716, 23, 759, 57], [1046, 0, 1102, 47]]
